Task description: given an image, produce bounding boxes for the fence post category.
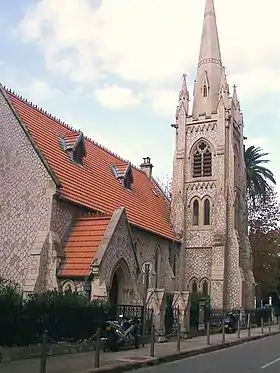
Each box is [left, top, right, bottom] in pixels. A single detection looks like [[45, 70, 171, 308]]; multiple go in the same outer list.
[[206, 321, 210, 345], [247, 313, 251, 337], [94, 328, 101, 369], [177, 320, 181, 352], [150, 322, 155, 357], [268, 316, 271, 333], [237, 318, 240, 339], [222, 319, 225, 343], [142, 265, 150, 347], [40, 330, 48, 373]]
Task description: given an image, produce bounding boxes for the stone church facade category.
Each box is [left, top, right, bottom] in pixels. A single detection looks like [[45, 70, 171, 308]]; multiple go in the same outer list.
[[0, 0, 254, 332], [171, 0, 255, 310]]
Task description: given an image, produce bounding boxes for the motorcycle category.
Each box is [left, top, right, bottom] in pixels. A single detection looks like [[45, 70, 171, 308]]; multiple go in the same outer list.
[[223, 312, 238, 334], [102, 314, 140, 352]]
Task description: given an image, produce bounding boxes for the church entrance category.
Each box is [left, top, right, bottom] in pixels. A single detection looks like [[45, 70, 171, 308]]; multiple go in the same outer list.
[[109, 259, 132, 307]]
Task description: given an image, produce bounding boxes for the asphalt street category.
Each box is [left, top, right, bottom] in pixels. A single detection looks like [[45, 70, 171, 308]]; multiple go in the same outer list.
[[136, 334, 280, 373]]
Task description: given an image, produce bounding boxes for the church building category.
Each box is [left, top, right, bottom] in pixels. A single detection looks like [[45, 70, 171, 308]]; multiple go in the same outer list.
[[0, 0, 255, 329]]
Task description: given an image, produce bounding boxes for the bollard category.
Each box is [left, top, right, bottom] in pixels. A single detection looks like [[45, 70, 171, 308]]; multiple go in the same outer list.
[[177, 321, 181, 352], [40, 330, 48, 373], [222, 319, 225, 343], [94, 328, 101, 368], [206, 321, 210, 345], [237, 318, 240, 339], [268, 317, 271, 333], [150, 323, 155, 357], [261, 317, 264, 334], [278, 316, 280, 331], [247, 313, 251, 337]]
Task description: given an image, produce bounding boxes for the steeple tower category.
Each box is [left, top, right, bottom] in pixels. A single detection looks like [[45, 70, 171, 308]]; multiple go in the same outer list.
[[192, 0, 223, 117]]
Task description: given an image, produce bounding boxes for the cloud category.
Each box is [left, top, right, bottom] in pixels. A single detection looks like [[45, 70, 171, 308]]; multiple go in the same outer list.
[[16, 0, 280, 87], [24, 80, 61, 101], [244, 137, 268, 149], [228, 68, 280, 103], [150, 90, 178, 118], [95, 84, 142, 109]]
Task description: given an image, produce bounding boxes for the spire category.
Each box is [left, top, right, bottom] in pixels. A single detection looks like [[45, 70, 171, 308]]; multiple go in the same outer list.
[[219, 66, 229, 96], [179, 73, 189, 102], [232, 84, 241, 112], [192, 0, 223, 117], [175, 73, 189, 121]]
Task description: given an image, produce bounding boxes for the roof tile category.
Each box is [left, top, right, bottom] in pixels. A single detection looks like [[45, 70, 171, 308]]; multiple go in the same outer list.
[[59, 216, 111, 277], [5, 89, 177, 241]]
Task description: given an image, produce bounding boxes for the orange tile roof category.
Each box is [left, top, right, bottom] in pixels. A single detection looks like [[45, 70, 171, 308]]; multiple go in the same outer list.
[[4, 88, 177, 241], [60, 216, 111, 277]]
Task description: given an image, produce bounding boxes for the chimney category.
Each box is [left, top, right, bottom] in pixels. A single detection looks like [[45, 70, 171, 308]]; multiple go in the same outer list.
[[140, 157, 153, 179]]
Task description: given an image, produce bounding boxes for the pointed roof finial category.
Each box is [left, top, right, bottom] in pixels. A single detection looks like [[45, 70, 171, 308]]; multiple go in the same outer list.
[[179, 73, 189, 102], [192, 0, 223, 116]]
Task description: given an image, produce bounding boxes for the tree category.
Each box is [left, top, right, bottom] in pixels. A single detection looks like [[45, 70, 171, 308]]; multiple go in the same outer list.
[[249, 188, 280, 302], [155, 173, 172, 198], [245, 145, 276, 203]]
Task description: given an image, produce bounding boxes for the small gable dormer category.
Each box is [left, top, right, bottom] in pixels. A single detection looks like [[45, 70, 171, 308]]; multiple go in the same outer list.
[[112, 162, 134, 190], [59, 132, 86, 165]]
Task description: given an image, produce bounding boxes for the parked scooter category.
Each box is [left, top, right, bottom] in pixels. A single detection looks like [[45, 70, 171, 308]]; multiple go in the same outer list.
[[102, 314, 140, 352], [223, 312, 238, 333]]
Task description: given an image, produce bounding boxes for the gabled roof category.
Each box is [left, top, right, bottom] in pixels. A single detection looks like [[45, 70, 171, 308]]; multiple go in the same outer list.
[[3, 87, 177, 241], [59, 216, 111, 277]]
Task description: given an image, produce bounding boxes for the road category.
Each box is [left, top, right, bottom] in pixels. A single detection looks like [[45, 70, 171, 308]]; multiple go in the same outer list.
[[136, 333, 280, 373]]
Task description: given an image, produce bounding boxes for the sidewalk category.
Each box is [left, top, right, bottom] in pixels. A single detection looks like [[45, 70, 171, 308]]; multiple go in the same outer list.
[[1, 325, 279, 373]]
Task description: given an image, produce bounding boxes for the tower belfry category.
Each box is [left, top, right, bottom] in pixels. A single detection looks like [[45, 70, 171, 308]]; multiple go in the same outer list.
[[192, 0, 223, 117], [171, 0, 255, 310]]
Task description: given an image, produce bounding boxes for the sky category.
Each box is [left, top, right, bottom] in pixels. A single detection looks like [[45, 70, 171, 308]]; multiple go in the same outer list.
[[1, 0, 279, 193]]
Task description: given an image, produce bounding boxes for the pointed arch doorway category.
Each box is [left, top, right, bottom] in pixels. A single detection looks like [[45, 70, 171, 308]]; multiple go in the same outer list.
[[109, 259, 132, 306]]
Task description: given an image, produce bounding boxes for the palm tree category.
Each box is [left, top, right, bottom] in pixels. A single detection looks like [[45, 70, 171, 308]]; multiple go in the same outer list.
[[244, 145, 276, 202]]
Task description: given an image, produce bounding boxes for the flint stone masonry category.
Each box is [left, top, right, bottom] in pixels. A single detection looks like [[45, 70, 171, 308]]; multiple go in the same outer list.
[[0, 90, 56, 289], [171, 82, 255, 309]]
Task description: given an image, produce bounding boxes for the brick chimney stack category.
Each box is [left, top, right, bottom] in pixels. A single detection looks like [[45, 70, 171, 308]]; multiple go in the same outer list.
[[140, 157, 153, 179]]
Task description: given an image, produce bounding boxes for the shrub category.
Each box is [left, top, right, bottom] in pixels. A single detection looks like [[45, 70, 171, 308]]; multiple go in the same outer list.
[[0, 282, 111, 347]]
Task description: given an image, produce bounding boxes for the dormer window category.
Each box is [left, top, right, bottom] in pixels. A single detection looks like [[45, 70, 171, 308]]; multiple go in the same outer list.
[[112, 162, 134, 190], [59, 132, 86, 165]]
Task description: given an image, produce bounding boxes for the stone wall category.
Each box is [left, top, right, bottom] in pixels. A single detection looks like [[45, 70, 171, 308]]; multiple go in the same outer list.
[[0, 91, 56, 288], [50, 198, 86, 246], [171, 92, 253, 309], [130, 227, 179, 293]]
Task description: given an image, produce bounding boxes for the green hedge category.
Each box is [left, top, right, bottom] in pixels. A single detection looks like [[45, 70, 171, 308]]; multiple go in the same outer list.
[[0, 278, 110, 347]]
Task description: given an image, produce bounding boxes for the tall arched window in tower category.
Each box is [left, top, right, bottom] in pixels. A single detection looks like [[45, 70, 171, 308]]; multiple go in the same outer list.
[[202, 279, 209, 296], [155, 247, 161, 288], [191, 280, 198, 293], [192, 141, 212, 178], [193, 199, 199, 226], [204, 198, 211, 226]]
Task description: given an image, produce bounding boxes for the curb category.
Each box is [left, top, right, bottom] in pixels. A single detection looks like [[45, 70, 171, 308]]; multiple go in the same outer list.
[[89, 331, 280, 373]]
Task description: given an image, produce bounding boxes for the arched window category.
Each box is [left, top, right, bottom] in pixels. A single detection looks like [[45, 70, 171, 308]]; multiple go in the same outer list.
[[204, 198, 211, 226], [173, 253, 178, 277], [192, 280, 198, 293], [193, 199, 199, 226], [202, 280, 209, 296], [142, 262, 152, 287], [203, 84, 208, 97], [193, 141, 212, 178], [155, 247, 161, 288], [134, 240, 140, 259]]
